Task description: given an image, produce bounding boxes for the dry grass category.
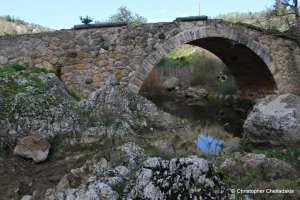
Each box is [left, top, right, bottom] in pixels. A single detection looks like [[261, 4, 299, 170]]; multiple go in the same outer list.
[[0, 17, 53, 36], [140, 68, 164, 94]]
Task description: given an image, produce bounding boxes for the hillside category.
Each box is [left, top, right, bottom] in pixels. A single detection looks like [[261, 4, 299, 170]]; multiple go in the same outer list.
[[213, 10, 295, 32], [0, 15, 53, 36]]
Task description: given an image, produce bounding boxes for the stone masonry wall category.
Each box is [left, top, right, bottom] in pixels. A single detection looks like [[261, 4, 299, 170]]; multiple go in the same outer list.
[[0, 17, 299, 99]]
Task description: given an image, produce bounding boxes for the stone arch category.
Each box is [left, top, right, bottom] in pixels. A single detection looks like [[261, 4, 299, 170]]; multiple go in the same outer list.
[[128, 25, 279, 98]]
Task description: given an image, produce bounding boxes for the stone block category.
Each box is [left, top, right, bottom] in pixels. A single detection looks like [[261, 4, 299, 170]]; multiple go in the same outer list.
[[130, 77, 143, 87], [128, 83, 140, 93]]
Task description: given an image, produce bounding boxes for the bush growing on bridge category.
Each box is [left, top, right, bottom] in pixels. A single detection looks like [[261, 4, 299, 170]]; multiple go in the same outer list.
[[80, 16, 93, 25]]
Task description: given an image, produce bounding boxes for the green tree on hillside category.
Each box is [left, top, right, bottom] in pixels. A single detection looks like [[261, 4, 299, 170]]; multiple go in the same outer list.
[[271, 0, 300, 30], [107, 6, 147, 24]]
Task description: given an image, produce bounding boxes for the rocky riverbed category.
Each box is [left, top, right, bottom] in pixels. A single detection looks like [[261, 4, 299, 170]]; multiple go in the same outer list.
[[1, 68, 300, 200]]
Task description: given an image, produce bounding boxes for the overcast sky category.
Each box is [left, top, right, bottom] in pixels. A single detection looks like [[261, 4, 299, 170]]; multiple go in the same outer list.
[[0, 0, 275, 30]]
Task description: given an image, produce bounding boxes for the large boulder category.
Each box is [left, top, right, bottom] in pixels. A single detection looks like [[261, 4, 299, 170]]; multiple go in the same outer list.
[[80, 76, 180, 135], [0, 72, 83, 140], [13, 134, 50, 163], [128, 157, 232, 199], [243, 94, 300, 146], [162, 77, 180, 91]]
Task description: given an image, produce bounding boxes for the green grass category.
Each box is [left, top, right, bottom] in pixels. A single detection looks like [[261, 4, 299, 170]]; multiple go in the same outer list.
[[165, 45, 196, 60], [0, 64, 26, 76], [29, 66, 56, 74], [112, 81, 120, 86], [128, 102, 137, 111], [68, 90, 81, 101], [0, 64, 56, 77], [263, 148, 300, 170]]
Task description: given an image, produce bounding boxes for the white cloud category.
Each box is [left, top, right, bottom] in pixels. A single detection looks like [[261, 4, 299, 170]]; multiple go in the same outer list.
[[177, 14, 188, 17], [159, 10, 166, 14], [148, 18, 173, 23]]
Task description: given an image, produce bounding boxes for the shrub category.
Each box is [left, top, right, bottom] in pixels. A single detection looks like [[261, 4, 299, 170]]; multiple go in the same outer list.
[[139, 68, 164, 93], [80, 16, 93, 25], [190, 57, 219, 87], [69, 90, 81, 101], [8, 63, 26, 71], [219, 79, 237, 94], [158, 33, 166, 40]]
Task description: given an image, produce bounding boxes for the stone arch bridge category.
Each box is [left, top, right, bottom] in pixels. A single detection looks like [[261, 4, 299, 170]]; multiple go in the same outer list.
[[0, 16, 299, 99]]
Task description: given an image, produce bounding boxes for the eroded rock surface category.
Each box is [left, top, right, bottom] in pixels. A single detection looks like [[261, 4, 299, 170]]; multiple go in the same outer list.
[[128, 157, 231, 200], [0, 72, 82, 141], [80, 76, 180, 135], [243, 94, 300, 146]]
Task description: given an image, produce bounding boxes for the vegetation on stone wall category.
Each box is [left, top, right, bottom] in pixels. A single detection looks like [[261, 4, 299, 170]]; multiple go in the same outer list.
[[80, 16, 93, 25]]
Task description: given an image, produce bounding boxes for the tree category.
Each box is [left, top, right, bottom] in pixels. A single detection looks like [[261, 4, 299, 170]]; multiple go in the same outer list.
[[270, 0, 300, 31], [107, 6, 147, 24], [80, 16, 93, 26]]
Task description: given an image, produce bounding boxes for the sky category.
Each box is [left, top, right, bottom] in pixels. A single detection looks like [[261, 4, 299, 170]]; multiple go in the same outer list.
[[0, 0, 275, 30]]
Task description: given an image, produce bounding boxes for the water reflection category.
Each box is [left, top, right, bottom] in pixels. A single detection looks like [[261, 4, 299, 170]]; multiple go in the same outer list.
[[195, 133, 225, 153], [145, 96, 247, 137]]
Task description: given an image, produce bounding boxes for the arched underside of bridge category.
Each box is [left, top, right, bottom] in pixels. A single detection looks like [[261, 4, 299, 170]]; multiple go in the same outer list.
[[187, 37, 278, 97], [130, 34, 278, 99]]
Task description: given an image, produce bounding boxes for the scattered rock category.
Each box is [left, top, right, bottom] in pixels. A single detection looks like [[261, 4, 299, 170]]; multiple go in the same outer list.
[[13, 134, 50, 163], [243, 94, 300, 146], [21, 195, 33, 200], [262, 158, 293, 179], [162, 77, 181, 91], [220, 157, 244, 175], [240, 153, 267, 171], [185, 87, 208, 99]]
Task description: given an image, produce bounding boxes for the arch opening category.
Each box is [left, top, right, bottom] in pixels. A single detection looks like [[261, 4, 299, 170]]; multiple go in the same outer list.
[[187, 37, 278, 98]]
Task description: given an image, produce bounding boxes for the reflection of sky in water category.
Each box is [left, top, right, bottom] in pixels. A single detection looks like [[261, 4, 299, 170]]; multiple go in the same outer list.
[[195, 133, 224, 153]]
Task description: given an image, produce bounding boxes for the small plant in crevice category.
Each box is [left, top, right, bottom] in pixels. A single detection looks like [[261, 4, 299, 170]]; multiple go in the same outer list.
[[158, 33, 166, 40], [235, 21, 243, 25], [109, 149, 127, 168], [112, 81, 120, 86], [130, 90, 137, 99], [110, 179, 128, 194], [29, 66, 56, 74], [229, 173, 255, 195], [68, 90, 81, 101], [239, 133, 252, 154], [128, 102, 137, 111]]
